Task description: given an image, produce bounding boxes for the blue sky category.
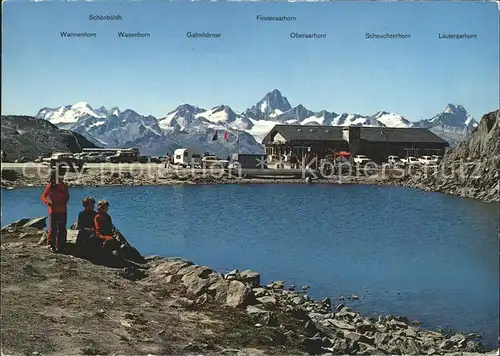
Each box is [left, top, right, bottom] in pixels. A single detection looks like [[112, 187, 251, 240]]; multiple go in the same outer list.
[[2, 1, 499, 121]]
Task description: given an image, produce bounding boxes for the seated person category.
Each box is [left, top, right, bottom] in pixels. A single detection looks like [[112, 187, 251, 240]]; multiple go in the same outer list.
[[77, 196, 96, 230], [94, 200, 121, 254]]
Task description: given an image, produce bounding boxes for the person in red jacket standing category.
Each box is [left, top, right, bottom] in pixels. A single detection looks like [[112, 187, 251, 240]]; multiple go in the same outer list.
[[41, 169, 70, 253]]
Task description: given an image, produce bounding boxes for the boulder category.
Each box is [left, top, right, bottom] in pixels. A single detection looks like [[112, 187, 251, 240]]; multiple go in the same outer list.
[[112, 228, 146, 264], [226, 280, 252, 308], [404, 328, 417, 338], [292, 296, 306, 305], [356, 343, 378, 355], [225, 269, 239, 280], [252, 287, 267, 298], [356, 322, 376, 334], [67, 229, 79, 244], [246, 306, 279, 327], [466, 340, 481, 352], [344, 332, 375, 346], [1, 169, 20, 181], [329, 337, 350, 354], [238, 270, 260, 287], [267, 280, 284, 290], [329, 320, 356, 331], [152, 259, 193, 276], [301, 337, 323, 355], [177, 264, 203, 276], [256, 295, 277, 309], [449, 333, 465, 344], [304, 320, 320, 336], [181, 268, 219, 297], [1, 216, 47, 232], [439, 339, 454, 350], [374, 332, 391, 345], [288, 307, 310, 320], [207, 279, 230, 303], [23, 217, 47, 230]]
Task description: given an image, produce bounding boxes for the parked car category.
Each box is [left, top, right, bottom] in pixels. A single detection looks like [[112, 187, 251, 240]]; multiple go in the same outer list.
[[432, 155, 443, 164], [353, 155, 373, 166], [418, 156, 436, 166], [387, 155, 402, 167], [402, 156, 420, 166], [138, 156, 151, 163], [150, 156, 164, 163], [76, 153, 90, 161], [202, 155, 229, 169], [106, 151, 139, 163], [15, 156, 32, 163], [43, 152, 84, 170], [85, 152, 106, 163], [34, 154, 50, 163]]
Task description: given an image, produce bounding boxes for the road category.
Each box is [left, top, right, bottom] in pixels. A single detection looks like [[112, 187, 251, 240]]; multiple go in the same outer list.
[[1, 162, 164, 170], [1, 162, 313, 177]]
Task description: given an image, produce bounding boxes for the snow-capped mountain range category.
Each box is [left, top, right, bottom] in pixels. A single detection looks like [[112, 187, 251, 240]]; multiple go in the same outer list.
[[35, 90, 479, 156]]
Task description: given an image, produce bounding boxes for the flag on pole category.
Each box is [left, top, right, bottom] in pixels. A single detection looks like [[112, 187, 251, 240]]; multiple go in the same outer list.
[[223, 131, 229, 142], [212, 130, 218, 141]]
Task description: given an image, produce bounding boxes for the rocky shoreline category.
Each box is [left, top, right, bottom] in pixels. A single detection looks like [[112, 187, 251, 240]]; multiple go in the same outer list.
[[146, 258, 490, 355], [1, 220, 498, 355], [403, 110, 499, 203]]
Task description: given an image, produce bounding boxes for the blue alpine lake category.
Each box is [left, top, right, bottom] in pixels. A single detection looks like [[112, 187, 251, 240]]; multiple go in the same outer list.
[[1, 184, 499, 349]]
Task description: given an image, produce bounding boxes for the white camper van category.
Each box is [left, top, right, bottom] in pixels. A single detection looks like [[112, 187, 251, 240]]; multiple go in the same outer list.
[[173, 148, 202, 168]]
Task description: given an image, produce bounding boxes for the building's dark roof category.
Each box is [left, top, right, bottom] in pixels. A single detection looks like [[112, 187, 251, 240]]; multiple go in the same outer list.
[[360, 127, 448, 144], [263, 125, 448, 145], [263, 125, 344, 143]]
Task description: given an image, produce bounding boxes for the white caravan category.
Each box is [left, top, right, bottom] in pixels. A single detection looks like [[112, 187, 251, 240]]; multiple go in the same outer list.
[[173, 148, 202, 167]]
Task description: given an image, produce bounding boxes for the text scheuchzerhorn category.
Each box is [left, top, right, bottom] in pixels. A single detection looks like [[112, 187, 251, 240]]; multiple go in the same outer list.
[[366, 33, 411, 39], [118, 32, 151, 38], [257, 15, 296, 21], [186, 32, 222, 38], [290, 32, 326, 39], [89, 15, 122, 20], [438, 33, 477, 39], [60, 32, 97, 38]]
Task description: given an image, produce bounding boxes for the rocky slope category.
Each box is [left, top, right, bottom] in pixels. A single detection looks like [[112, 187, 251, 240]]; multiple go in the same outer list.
[[1, 220, 493, 355], [1, 115, 97, 161], [414, 104, 479, 146], [406, 110, 499, 202]]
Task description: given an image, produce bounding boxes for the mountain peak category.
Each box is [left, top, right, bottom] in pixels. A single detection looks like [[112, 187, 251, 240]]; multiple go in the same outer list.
[[71, 102, 93, 110], [444, 103, 467, 115], [245, 89, 292, 120], [168, 104, 205, 116], [416, 104, 478, 131], [374, 110, 390, 117], [109, 107, 121, 116], [262, 89, 289, 105]]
